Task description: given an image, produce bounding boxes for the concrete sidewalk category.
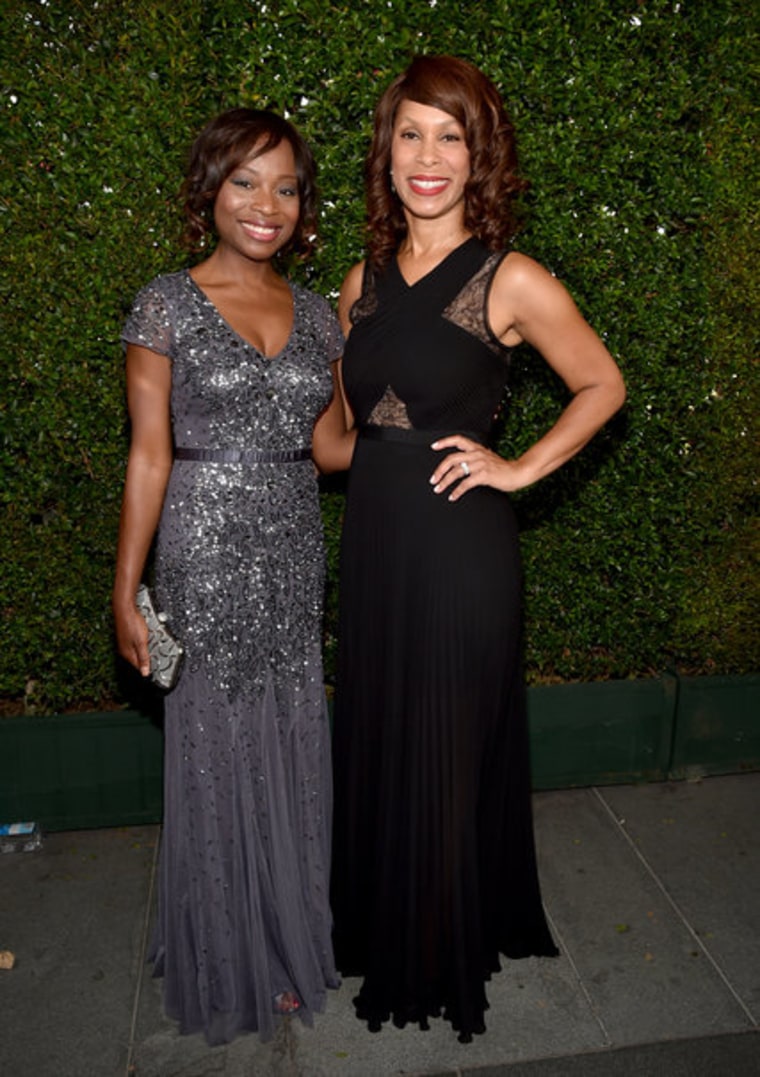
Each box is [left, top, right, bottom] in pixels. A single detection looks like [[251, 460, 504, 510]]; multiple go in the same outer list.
[[1, 773, 758, 1076]]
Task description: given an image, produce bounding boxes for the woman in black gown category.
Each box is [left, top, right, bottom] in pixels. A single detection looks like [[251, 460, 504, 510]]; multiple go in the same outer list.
[[315, 56, 625, 1043]]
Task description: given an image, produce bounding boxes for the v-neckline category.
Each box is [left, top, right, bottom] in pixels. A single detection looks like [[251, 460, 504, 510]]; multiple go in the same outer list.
[[185, 270, 296, 361], [394, 236, 476, 290]]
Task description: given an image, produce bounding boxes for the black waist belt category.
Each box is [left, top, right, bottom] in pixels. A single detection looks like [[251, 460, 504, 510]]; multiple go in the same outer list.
[[175, 447, 311, 464], [358, 426, 488, 446]]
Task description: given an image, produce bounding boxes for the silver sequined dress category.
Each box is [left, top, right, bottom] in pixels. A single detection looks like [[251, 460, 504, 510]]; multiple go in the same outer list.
[[123, 270, 341, 1044]]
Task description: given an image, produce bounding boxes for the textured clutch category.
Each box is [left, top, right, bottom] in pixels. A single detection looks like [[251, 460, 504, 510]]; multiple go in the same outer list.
[[135, 584, 184, 691]]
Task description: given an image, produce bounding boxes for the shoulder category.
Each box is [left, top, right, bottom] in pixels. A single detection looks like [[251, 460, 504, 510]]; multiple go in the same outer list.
[[290, 282, 343, 359], [129, 270, 189, 314], [338, 260, 367, 334], [489, 250, 589, 345], [491, 251, 577, 319], [136, 269, 188, 297], [123, 271, 190, 355], [292, 280, 333, 311], [492, 250, 556, 292], [292, 281, 340, 326], [339, 260, 366, 307]]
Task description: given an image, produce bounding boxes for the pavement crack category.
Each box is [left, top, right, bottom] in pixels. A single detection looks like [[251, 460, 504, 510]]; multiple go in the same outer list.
[[592, 786, 758, 1029]]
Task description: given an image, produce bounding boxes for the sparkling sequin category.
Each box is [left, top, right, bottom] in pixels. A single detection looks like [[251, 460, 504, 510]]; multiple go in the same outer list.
[[122, 270, 342, 1043], [123, 270, 339, 700]]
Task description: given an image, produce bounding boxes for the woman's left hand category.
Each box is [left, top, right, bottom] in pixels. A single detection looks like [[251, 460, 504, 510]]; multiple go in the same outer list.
[[429, 436, 533, 501]]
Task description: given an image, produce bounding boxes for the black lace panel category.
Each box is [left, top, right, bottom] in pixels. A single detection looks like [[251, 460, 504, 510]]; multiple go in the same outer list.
[[349, 263, 379, 325], [366, 386, 413, 428], [442, 252, 504, 353]]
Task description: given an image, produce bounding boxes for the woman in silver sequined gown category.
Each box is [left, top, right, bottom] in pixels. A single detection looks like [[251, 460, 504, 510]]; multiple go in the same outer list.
[[113, 110, 342, 1044]]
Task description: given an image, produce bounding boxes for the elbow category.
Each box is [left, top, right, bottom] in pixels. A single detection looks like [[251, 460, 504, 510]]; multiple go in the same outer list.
[[313, 430, 357, 475], [594, 366, 625, 417], [314, 453, 337, 476], [611, 369, 627, 413], [312, 445, 342, 476]]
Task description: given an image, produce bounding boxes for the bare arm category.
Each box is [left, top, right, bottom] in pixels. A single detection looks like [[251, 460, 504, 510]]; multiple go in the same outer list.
[[312, 358, 357, 473], [311, 262, 363, 474], [431, 252, 626, 499], [112, 344, 173, 675]]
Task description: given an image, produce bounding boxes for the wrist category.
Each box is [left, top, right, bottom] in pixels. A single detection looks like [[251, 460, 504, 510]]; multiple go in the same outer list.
[[509, 454, 542, 490], [112, 581, 139, 610]]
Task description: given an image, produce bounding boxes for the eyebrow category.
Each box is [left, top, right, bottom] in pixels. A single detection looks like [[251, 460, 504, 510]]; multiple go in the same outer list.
[[395, 112, 463, 130], [234, 162, 299, 182]]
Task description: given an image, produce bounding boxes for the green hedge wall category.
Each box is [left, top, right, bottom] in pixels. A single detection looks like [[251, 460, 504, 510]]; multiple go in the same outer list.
[[1, 0, 757, 713]]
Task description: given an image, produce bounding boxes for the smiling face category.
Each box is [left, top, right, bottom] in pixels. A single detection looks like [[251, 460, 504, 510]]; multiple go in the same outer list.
[[390, 99, 471, 226], [212, 138, 301, 263]]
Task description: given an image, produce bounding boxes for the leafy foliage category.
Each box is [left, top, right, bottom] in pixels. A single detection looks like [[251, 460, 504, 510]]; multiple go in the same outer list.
[[1, 0, 756, 712]]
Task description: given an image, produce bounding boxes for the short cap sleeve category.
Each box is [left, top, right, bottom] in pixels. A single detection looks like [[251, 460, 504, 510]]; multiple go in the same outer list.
[[122, 277, 174, 358], [315, 293, 344, 364]]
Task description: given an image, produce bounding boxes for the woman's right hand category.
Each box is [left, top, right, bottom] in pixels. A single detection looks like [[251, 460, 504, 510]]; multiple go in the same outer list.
[[113, 596, 151, 678]]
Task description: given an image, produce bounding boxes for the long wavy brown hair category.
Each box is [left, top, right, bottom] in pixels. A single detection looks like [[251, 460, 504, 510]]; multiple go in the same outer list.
[[366, 55, 527, 268], [180, 108, 318, 258]]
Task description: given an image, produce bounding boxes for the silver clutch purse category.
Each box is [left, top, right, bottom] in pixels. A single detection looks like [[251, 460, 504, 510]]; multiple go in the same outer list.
[[135, 584, 184, 691]]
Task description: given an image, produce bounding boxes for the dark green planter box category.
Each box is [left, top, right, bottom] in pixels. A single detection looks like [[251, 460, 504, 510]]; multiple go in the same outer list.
[[0, 710, 163, 832], [669, 673, 760, 779], [1, 674, 757, 831], [528, 675, 677, 790]]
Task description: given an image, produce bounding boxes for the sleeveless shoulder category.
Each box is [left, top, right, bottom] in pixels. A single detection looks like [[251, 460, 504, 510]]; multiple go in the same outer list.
[[348, 261, 380, 327], [122, 271, 188, 358]]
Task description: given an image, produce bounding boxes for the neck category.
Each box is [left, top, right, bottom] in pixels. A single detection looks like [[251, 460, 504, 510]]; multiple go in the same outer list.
[[198, 243, 284, 289], [399, 218, 471, 261]]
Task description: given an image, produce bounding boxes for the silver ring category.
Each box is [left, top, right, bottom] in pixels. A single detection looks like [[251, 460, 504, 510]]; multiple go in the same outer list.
[[460, 460, 470, 477]]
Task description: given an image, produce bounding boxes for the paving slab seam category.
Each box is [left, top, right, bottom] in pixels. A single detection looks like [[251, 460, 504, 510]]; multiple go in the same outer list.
[[542, 902, 612, 1049], [125, 824, 161, 1076], [404, 1066, 468, 1077], [591, 785, 759, 1028], [401, 1068, 460, 1077]]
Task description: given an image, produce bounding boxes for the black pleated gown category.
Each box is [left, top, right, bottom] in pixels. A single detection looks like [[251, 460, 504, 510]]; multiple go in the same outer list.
[[331, 237, 558, 1043]]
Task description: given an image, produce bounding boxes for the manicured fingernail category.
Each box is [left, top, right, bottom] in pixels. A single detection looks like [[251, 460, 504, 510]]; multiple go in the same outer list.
[[430, 441, 439, 449]]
